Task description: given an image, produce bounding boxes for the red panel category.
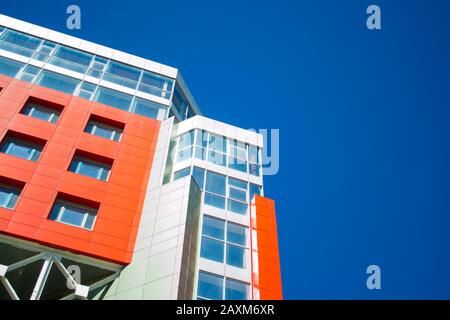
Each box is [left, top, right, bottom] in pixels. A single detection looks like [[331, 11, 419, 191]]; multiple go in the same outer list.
[[0, 75, 160, 265], [250, 195, 283, 300]]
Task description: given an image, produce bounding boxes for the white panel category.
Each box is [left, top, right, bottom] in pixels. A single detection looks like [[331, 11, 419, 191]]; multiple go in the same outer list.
[[128, 55, 147, 69], [0, 14, 16, 28], [62, 35, 82, 49], [95, 45, 114, 59], [45, 30, 65, 43], [111, 50, 130, 64], [159, 65, 178, 79], [10, 20, 33, 33], [78, 40, 98, 54], [144, 60, 164, 75], [29, 25, 49, 38]]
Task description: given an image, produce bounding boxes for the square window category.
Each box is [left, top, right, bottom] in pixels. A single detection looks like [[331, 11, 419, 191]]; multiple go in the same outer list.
[[226, 244, 246, 268], [84, 115, 124, 142], [48, 195, 99, 230], [225, 279, 249, 300], [197, 272, 223, 300], [69, 151, 113, 182], [200, 237, 224, 263], [21, 98, 63, 124], [0, 132, 45, 162], [0, 179, 23, 210], [202, 215, 225, 239]]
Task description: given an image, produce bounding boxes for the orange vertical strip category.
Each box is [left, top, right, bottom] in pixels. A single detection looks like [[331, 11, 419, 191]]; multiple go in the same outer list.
[[250, 195, 283, 300]]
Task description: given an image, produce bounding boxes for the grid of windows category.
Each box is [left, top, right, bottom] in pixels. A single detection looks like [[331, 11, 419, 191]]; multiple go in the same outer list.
[[0, 28, 184, 121], [0, 28, 174, 99], [172, 166, 262, 214], [174, 129, 261, 176], [48, 198, 98, 230], [197, 271, 249, 300], [200, 215, 248, 269]]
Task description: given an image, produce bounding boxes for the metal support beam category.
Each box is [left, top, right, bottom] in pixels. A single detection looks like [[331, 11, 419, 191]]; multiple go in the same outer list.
[[0, 276, 20, 300], [53, 257, 77, 290], [6, 253, 46, 273], [30, 256, 53, 300], [59, 272, 119, 300]]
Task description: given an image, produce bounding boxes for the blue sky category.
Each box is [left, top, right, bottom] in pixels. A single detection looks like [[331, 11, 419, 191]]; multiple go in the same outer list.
[[1, 0, 450, 299]]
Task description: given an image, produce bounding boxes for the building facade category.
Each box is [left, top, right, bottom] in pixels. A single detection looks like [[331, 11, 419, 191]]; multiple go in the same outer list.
[[0, 14, 282, 300]]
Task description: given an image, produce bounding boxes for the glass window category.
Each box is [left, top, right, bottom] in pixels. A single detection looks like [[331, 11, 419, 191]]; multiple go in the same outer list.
[[69, 156, 111, 181], [21, 102, 60, 124], [208, 150, 227, 167], [228, 156, 247, 173], [0, 56, 24, 78], [202, 216, 225, 239], [77, 82, 97, 100], [36, 71, 80, 95], [94, 87, 132, 111], [227, 223, 246, 246], [178, 131, 194, 150], [229, 139, 247, 159], [85, 119, 123, 142], [48, 199, 97, 230], [205, 171, 226, 196], [104, 61, 140, 89], [192, 166, 205, 189], [249, 184, 261, 201], [209, 134, 227, 154], [226, 244, 245, 268], [0, 183, 21, 209], [248, 145, 259, 164], [172, 86, 189, 119], [196, 130, 208, 148], [195, 147, 207, 161], [18, 65, 40, 83], [139, 71, 174, 98], [0, 136, 43, 162], [225, 279, 248, 300], [204, 193, 226, 209], [200, 237, 224, 263], [50, 46, 93, 73], [0, 29, 41, 57], [133, 98, 166, 120], [249, 163, 261, 177], [200, 216, 248, 269], [173, 167, 190, 181], [197, 272, 223, 300], [176, 147, 192, 163], [33, 40, 56, 62], [227, 199, 248, 215]]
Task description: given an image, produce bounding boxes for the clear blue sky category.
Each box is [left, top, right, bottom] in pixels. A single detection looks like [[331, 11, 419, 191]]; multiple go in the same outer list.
[[2, 0, 450, 299]]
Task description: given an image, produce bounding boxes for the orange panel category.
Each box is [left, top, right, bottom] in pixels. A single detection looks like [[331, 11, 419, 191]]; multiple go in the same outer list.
[[250, 195, 283, 300], [0, 75, 159, 265]]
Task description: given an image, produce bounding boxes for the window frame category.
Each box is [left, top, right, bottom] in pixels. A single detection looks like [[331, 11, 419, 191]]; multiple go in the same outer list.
[[21, 101, 61, 124], [200, 215, 248, 269], [0, 136, 43, 162], [69, 155, 112, 182], [85, 119, 123, 142], [0, 182, 21, 210], [49, 199, 98, 231]]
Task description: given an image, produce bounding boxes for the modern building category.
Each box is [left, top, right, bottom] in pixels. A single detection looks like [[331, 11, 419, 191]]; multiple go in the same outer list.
[[0, 14, 282, 300]]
